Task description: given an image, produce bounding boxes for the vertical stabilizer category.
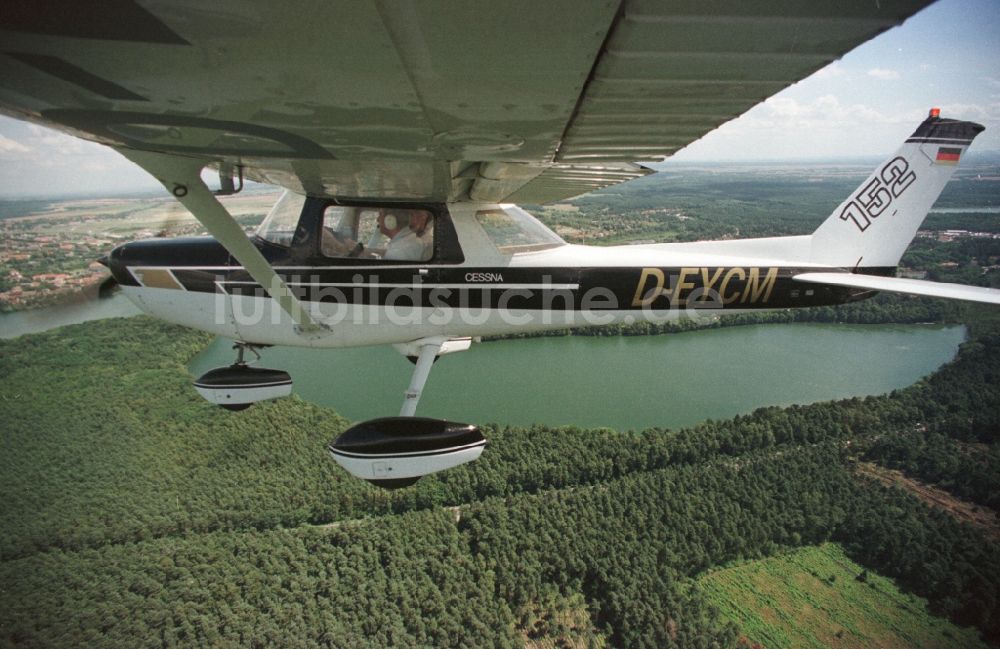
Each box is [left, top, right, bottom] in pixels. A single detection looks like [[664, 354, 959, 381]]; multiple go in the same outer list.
[[810, 110, 984, 269]]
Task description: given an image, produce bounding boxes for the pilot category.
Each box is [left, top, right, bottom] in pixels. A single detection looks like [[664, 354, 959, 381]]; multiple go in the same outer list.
[[320, 227, 358, 257], [378, 209, 433, 261]]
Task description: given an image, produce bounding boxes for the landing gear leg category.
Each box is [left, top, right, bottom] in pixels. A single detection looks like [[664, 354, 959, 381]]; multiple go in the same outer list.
[[399, 339, 443, 417], [232, 341, 263, 367]]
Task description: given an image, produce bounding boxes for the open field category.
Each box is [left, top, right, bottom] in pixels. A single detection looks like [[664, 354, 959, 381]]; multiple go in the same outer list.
[[1, 187, 281, 236], [698, 543, 989, 649]]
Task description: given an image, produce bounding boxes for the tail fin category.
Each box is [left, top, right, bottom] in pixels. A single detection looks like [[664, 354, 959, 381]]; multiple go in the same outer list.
[[810, 110, 984, 269]]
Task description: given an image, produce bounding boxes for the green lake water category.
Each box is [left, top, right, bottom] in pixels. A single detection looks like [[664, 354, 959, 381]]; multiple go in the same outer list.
[[0, 294, 140, 339], [189, 323, 966, 431]]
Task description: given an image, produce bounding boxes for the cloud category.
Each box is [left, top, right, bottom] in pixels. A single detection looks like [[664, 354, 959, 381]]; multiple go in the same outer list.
[[867, 68, 901, 80], [756, 95, 900, 127], [937, 101, 1000, 123], [25, 123, 89, 155], [674, 94, 924, 161], [0, 134, 30, 153], [813, 62, 849, 81], [0, 116, 162, 196]]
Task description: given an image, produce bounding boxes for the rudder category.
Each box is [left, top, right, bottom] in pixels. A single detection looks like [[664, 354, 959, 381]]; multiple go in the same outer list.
[[810, 110, 984, 270]]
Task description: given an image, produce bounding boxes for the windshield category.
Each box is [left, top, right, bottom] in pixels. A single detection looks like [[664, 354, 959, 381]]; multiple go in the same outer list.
[[256, 190, 306, 246], [475, 205, 565, 254]]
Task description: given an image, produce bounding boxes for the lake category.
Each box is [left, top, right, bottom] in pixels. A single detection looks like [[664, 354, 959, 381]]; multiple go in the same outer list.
[[0, 294, 140, 339], [0, 297, 964, 430], [190, 323, 965, 430]]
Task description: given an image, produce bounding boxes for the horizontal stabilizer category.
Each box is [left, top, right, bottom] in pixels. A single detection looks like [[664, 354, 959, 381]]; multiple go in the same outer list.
[[793, 273, 1000, 305]]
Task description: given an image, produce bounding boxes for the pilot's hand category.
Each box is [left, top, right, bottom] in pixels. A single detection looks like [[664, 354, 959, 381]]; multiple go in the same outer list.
[[321, 228, 353, 256]]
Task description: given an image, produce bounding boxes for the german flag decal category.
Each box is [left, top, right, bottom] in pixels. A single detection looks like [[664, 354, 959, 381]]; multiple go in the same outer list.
[[936, 147, 962, 165]]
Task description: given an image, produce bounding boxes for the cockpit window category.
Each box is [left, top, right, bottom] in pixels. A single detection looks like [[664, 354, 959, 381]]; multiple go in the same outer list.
[[321, 206, 434, 262], [255, 190, 306, 247], [475, 205, 565, 254]]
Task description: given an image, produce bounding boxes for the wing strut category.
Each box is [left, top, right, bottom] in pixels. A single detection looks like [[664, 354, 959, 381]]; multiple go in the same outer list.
[[115, 148, 326, 336]]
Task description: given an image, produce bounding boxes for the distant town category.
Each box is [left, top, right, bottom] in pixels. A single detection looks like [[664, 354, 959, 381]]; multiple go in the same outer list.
[[1, 234, 113, 309], [0, 189, 279, 312]]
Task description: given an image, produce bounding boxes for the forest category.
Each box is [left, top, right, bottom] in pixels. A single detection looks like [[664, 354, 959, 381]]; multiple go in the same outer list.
[[1, 309, 998, 647], [2, 162, 1000, 647]]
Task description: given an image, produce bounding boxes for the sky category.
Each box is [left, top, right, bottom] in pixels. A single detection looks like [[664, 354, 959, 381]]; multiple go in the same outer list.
[[0, 0, 997, 197], [673, 0, 1000, 162]]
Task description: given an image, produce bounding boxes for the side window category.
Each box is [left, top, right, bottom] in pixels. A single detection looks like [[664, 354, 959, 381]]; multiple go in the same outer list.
[[321, 206, 434, 262], [475, 205, 565, 254]]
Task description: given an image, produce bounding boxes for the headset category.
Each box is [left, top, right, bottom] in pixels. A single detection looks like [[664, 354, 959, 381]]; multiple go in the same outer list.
[[382, 210, 409, 231]]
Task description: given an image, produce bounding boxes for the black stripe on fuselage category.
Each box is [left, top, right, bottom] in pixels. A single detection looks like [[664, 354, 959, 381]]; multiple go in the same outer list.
[[155, 266, 888, 311]]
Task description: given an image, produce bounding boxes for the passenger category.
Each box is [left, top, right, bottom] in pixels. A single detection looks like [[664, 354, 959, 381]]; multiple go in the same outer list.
[[379, 209, 433, 261]]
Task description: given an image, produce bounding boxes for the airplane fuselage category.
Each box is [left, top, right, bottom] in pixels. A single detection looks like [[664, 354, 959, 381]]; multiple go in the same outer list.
[[107, 202, 871, 348]]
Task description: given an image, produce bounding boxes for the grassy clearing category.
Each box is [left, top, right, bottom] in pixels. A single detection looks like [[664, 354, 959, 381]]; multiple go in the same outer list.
[[697, 543, 988, 649], [518, 591, 607, 649]]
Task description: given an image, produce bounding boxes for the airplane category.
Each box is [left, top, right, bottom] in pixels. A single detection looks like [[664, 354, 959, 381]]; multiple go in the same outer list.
[[2, 1, 998, 488]]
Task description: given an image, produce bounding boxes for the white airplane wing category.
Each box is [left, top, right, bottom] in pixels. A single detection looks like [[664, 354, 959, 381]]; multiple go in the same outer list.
[[0, 0, 933, 202], [794, 273, 1000, 305]]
